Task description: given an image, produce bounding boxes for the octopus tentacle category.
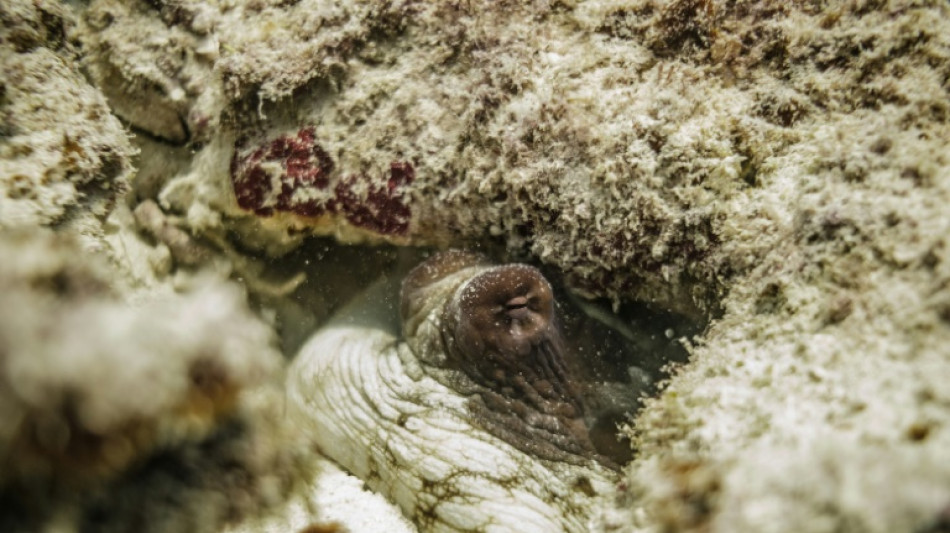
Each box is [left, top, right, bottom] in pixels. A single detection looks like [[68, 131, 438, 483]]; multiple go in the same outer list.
[[290, 251, 621, 532]]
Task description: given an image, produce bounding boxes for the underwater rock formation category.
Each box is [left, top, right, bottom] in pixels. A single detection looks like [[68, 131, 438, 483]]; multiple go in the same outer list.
[[0, 0, 948, 531], [0, 227, 295, 530], [0, 2, 135, 235]]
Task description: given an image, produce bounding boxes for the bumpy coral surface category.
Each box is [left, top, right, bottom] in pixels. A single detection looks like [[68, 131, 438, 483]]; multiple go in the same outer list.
[[0, 226, 296, 531], [0, 2, 135, 234], [0, 0, 947, 531], [0, 227, 279, 475]]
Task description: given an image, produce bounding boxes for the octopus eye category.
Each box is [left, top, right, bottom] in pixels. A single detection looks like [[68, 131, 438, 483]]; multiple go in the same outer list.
[[504, 295, 531, 320], [448, 263, 558, 363]]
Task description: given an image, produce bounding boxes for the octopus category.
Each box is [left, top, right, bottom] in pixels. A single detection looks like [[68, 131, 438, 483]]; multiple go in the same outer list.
[[289, 250, 638, 532]]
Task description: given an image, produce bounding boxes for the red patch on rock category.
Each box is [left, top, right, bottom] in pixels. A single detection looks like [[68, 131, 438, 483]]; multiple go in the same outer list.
[[230, 127, 335, 217], [230, 128, 414, 237], [334, 162, 415, 235]]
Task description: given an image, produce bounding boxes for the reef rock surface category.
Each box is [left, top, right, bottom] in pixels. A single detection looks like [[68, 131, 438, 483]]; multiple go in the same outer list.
[[2, 0, 950, 531]]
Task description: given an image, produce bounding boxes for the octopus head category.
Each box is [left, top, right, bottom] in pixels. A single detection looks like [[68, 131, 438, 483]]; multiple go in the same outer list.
[[453, 264, 556, 361], [442, 262, 584, 422], [401, 251, 620, 466]]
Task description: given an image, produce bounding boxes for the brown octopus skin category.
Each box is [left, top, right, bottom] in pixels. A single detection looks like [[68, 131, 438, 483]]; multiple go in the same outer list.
[[289, 251, 620, 532]]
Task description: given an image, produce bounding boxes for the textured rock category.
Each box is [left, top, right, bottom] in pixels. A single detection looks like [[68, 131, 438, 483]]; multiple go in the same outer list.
[[1, 0, 948, 531], [0, 1, 135, 234], [0, 227, 290, 530]]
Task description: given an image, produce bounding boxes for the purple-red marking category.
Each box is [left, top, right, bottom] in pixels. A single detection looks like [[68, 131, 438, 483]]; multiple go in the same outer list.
[[334, 162, 414, 235], [230, 128, 414, 237]]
